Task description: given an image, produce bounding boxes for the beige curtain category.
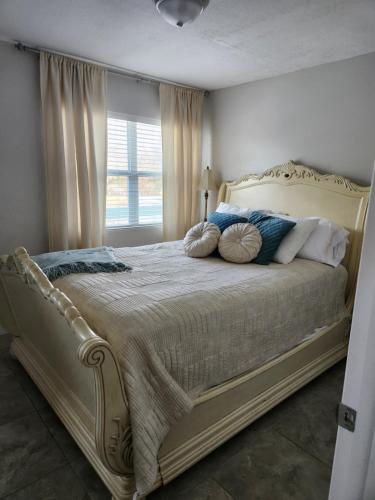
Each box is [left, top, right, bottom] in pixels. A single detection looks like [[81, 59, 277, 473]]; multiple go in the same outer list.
[[40, 52, 107, 251], [159, 83, 204, 241]]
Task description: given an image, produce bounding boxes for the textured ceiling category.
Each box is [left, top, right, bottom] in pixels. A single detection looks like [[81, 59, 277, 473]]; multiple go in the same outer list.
[[1, 0, 375, 90]]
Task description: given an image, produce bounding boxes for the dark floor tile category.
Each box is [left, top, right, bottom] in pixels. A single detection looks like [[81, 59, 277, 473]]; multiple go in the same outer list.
[[0, 353, 13, 376], [214, 429, 331, 500], [0, 413, 67, 497], [0, 373, 35, 425], [275, 405, 338, 467], [0, 333, 11, 354], [21, 377, 49, 410], [308, 361, 346, 404], [3, 465, 88, 500], [269, 366, 344, 467], [150, 478, 233, 500], [71, 455, 111, 500], [38, 406, 84, 464], [0, 336, 13, 376], [150, 413, 275, 498], [4, 355, 49, 410]]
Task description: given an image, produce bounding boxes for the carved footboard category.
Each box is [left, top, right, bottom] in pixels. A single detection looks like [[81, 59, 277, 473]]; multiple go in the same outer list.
[[0, 248, 135, 497]]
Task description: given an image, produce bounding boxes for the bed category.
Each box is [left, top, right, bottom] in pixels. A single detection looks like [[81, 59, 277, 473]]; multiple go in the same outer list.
[[0, 161, 370, 499]]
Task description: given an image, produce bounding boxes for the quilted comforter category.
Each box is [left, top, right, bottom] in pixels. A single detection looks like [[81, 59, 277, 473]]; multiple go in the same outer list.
[[56, 241, 348, 494]]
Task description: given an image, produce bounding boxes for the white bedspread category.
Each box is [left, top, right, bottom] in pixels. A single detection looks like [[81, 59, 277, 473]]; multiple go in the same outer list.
[[56, 241, 348, 494]]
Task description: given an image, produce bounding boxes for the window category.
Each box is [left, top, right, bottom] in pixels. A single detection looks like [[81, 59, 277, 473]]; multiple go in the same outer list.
[[106, 113, 162, 227]]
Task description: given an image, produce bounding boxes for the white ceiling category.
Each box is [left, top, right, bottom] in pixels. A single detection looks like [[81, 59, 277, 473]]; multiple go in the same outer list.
[[1, 0, 375, 90]]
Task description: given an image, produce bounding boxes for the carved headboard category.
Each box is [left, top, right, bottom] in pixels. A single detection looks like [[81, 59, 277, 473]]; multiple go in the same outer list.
[[217, 161, 370, 311]]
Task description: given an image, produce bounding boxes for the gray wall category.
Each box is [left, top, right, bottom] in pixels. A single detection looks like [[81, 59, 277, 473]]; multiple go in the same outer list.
[[108, 73, 160, 120], [0, 41, 47, 255], [212, 52, 375, 186]]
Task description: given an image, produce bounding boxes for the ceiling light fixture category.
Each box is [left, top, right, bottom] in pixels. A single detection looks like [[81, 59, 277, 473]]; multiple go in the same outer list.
[[154, 0, 209, 28]]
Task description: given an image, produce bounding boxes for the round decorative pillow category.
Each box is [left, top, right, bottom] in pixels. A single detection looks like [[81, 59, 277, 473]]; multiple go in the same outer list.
[[218, 223, 262, 263], [184, 222, 221, 258]]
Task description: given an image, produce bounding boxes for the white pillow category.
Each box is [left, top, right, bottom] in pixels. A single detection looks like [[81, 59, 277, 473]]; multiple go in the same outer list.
[[273, 218, 319, 264], [297, 218, 349, 267], [218, 223, 262, 263], [216, 202, 277, 218], [184, 222, 221, 258], [216, 202, 253, 218]]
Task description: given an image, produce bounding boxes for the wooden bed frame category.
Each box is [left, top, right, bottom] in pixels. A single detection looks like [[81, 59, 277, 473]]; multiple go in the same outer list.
[[0, 161, 370, 499]]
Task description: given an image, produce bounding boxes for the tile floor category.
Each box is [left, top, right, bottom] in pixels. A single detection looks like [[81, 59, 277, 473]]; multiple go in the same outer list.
[[0, 333, 344, 500]]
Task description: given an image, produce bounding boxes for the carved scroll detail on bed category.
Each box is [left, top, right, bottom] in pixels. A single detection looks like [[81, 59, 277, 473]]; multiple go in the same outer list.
[[79, 337, 134, 475], [230, 160, 366, 191], [2, 247, 134, 477]]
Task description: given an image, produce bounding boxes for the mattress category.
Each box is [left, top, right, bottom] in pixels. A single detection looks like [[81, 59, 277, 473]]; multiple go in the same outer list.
[[56, 241, 348, 494]]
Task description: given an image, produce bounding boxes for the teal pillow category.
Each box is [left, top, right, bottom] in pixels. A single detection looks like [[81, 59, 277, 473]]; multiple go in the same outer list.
[[248, 211, 296, 265], [207, 212, 247, 232]]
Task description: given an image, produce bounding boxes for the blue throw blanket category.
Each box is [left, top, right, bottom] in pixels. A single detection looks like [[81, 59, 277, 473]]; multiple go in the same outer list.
[[32, 246, 131, 281]]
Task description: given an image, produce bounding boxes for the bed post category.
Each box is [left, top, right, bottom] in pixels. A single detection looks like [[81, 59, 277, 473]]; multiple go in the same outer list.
[[217, 181, 228, 204]]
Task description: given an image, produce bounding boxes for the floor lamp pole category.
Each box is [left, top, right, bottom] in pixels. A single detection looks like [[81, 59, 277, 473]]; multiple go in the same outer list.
[[204, 190, 209, 221]]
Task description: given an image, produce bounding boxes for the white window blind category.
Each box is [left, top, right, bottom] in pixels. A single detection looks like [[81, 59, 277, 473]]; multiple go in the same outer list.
[[106, 114, 163, 227]]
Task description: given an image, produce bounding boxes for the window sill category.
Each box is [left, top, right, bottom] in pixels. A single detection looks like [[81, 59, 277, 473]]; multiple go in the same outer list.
[[106, 224, 163, 231], [105, 223, 163, 247]]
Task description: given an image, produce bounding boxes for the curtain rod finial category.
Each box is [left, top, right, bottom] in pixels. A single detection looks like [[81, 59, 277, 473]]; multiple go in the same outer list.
[[15, 42, 26, 51]]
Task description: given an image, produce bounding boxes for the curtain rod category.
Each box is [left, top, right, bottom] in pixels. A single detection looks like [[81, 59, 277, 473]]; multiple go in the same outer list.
[[14, 41, 209, 95]]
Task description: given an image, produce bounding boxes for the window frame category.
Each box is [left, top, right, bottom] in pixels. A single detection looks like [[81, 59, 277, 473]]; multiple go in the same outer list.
[[106, 111, 163, 229]]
